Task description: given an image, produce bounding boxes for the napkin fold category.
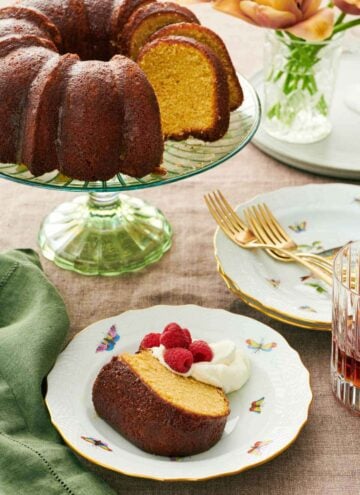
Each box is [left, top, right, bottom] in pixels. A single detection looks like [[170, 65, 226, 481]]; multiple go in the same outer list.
[[0, 249, 115, 495]]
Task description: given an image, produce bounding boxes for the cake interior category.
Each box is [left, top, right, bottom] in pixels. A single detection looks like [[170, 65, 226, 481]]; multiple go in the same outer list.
[[139, 41, 219, 138], [121, 351, 229, 417], [129, 13, 187, 59], [150, 23, 242, 110]]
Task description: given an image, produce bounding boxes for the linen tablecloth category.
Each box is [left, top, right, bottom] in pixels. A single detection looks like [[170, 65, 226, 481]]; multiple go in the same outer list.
[[0, 3, 358, 494]]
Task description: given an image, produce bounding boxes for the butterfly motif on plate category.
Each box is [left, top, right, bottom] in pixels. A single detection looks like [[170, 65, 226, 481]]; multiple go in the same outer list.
[[96, 325, 120, 353], [288, 221, 306, 233], [81, 436, 112, 451], [246, 339, 277, 353], [250, 397, 264, 414], [247, 440, 272, 456]]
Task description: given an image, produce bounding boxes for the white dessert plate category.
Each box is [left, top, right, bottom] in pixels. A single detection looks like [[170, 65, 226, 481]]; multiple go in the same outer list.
[[46, 305, 311, 481], [215, 183, 360, 331], [251, 51, 360, 179]]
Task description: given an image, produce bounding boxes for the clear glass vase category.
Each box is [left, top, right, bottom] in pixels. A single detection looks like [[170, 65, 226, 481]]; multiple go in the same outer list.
[[263, 31, 343, 144]]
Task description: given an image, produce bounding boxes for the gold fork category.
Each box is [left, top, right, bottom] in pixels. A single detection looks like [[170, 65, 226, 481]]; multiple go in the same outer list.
[[244, 203, 333, 271], [205, 191, 332, 286]]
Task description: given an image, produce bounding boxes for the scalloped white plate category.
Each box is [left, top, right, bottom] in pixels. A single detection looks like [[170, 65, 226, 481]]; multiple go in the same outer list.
[[215, 183, 360, 330], [45, 305, 311, 481]]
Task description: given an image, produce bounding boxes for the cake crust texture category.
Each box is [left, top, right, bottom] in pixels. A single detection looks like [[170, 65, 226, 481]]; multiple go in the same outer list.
[[0, 0, 238, 180], [92, 352, 229, 456]]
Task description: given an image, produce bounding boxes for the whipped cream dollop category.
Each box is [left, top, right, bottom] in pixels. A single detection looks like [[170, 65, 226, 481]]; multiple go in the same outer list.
[[151, 340, 251, 394]]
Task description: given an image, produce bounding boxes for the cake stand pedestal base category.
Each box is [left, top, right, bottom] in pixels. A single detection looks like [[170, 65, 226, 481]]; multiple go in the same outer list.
[[38, 192, 172, 276]]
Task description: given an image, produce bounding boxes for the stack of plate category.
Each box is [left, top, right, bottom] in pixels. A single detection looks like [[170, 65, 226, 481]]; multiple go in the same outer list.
[[215, 184, 360, 331]]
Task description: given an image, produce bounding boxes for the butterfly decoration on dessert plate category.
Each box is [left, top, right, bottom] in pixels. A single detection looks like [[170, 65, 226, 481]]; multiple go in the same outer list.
[[250, 397, 264, 413], [46, 305, 312, 481], [247, 440, 272, 456], [246, 339, 277, 353], [288, 221, 306, 233], [81, 436, 112, 451], [96, 325, 119, 352]]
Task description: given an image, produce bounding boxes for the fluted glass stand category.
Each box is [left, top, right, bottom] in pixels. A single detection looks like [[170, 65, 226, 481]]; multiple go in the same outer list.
[[0, 75, 260, 276]]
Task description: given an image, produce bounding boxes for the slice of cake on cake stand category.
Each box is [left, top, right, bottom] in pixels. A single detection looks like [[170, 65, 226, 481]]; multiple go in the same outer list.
[[0, 75, 259, 276], [0, 0, 260, 276]]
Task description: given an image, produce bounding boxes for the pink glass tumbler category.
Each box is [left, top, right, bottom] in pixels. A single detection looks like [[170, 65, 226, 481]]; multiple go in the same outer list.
[[332, 242, 360, 414]]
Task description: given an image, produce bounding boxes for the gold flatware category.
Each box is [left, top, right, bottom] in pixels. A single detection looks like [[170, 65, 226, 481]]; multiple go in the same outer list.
[[243, 203, 333, 272], [205, 191, 333, 286]]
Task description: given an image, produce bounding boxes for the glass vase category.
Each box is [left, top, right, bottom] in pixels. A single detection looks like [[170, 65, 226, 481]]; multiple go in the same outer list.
[[263, 31, 343, 144]]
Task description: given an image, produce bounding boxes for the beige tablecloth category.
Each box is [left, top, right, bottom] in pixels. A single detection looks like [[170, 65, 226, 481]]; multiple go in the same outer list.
[[0, 4, 359, 494]]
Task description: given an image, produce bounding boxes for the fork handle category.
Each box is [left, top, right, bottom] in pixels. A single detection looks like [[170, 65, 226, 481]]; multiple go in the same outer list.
[[297, 252, 333, 269], [254, 243, 333, 286]]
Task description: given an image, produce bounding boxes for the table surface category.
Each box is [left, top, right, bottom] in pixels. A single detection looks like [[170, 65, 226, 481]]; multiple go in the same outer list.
[[0, 3, 359, 494]]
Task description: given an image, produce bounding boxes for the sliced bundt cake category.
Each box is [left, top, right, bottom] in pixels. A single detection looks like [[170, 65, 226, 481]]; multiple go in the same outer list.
[[93, 351, 230, 456], [122, 1, 200, 59], [149, 23, 243, 111], [109, 0, 153, 55], [0, 36, 57, 165], [110, 55, 164, 178], [138, 35, 230, 141], [21, 53, 79, 176], [0, 0, 241, 181], [0, 6, 62, 49]]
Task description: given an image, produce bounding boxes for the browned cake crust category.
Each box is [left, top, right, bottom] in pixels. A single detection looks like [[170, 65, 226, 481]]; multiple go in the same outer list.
[[19, 0, 90, 58], [109, 0, 153, 54], [57, 60, 126, 181], [0, 0, 237, 180], [122, 1, 200, 58], [21, 53, 79, 176], [110, 55, 164, 178], [138, 35, 230, 142], [149, 22, 243, 111], [0, 37, 56, 164], [0, 6, 62, 49], [92, 356, 229, 456]]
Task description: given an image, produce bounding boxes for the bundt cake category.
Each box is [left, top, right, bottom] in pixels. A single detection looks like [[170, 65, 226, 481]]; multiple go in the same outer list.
[[92, 351, 230, 457], [148, 23, 243, 111], [122, 1, 199, 59], [138, 35, 230, 141], [0, 0, 242, 181]]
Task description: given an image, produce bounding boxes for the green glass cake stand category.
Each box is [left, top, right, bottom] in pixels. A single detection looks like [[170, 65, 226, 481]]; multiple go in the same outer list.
[[0, 75, 260, 276]]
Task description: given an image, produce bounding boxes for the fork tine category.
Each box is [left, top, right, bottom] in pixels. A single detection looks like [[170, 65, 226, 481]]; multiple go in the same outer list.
[[204, 193, 237, 237], [262, 204, 294, 244], [208, 192, 239, 236], [244, 208, 268, 243], [256, 204, 285, 244], [215, 190, 248, 231], [246, 206, 274, 245], [245, 208, 293, 263]]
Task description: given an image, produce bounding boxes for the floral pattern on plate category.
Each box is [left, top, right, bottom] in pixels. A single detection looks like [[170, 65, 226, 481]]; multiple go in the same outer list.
[[250, 398, 265, 414], [81, 436, 112, 452], [247, 440, 272, 456], [215, 184, 360, 329]]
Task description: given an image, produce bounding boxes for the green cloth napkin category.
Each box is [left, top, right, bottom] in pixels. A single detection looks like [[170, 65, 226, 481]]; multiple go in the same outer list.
[[0, 249, 115, 495]]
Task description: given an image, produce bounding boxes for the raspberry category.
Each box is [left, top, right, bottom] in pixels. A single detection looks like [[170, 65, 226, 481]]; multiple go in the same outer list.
[[182, 328, 192, 346], [189, 340, 213, 363], [164, 347, 193, 373], [160, 327, 190, 349], [163, 322, 182, 333], [139, 332, 161, 350]]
